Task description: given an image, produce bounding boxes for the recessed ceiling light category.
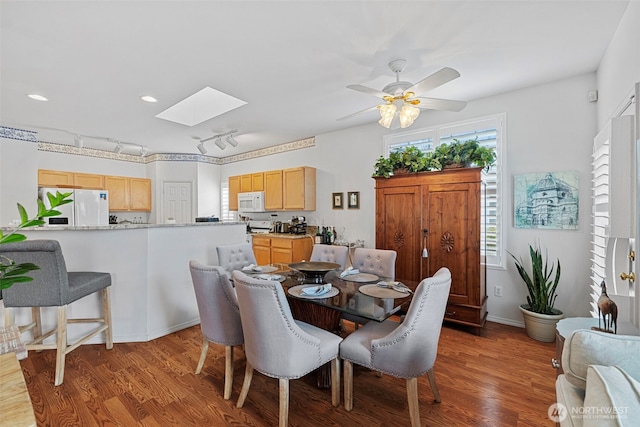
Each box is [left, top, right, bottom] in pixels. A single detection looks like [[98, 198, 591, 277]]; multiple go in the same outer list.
[[27, 94, 48, 101], [141, 95, 158, 103]]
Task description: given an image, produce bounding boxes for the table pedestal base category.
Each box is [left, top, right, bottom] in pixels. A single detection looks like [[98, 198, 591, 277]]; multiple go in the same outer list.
[[288, 298, 342, 389]]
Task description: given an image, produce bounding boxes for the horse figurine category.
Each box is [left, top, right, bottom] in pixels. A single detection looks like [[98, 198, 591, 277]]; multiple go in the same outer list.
[[597, 280, 618, 334]]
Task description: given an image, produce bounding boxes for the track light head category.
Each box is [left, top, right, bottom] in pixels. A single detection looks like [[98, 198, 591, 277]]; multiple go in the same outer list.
[[226, 135, 238, 147], [139, 146, 148, 157], [215, 138, 226, 150], [75, 135, 84, 148], [114, 142, 123, 154], [197, 142, 207, 154]]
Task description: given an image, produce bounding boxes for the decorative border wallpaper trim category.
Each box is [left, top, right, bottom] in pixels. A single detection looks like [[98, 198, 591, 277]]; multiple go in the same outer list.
[[22, 133, 315, 165], [0, 125, 38, 142]]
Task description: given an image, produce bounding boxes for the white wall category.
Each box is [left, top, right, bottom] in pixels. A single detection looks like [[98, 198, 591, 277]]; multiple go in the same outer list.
[[596, 1, 640, 130]]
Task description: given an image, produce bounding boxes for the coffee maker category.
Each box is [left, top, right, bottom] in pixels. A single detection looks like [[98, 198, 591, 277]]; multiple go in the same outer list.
[[290, 216, 307, 234]]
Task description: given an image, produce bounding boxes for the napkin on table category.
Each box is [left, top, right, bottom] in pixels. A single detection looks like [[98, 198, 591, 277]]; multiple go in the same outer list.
[[339, 267, 360, 278], [241, 264, 262, 272], [301, 284, 332, 296]]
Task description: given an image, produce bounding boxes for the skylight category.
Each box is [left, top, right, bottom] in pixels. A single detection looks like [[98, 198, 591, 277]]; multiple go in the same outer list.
[[155, 87, 247, 126]]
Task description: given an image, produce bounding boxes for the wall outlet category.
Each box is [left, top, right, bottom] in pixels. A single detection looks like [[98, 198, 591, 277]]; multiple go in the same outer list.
[[494, 285, 503, 297]]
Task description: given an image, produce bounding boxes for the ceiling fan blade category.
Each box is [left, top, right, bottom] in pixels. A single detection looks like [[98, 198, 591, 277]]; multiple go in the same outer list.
[[415, 97, 467, 112], [346, 84, 389, 99], [406, 67, 461, 96], [337, 105, 379, 121]]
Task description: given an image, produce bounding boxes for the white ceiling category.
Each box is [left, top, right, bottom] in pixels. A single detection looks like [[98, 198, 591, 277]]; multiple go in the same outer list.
[[0, 0, 630, 157]]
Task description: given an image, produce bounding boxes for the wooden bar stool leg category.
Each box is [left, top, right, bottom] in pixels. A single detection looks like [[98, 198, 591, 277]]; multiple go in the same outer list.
[[54, 306, 68, 386], [102, 288, 113, 349]]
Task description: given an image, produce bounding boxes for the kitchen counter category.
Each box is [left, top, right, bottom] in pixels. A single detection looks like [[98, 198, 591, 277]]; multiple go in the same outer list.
[[250, 232, 313, 239], [1, 222, 246, 344], [0, 221, 243, 232]]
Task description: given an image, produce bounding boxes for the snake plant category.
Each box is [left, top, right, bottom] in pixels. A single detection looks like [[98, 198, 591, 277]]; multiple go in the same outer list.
[[509, 243, 561, 315]]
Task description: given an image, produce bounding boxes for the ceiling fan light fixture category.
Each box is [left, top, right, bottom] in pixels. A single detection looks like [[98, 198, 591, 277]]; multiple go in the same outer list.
[[399, 104, 420, 128], [197, 142, 207, 154], [214, 138, 226, 150], [378, 103, 397, 128]]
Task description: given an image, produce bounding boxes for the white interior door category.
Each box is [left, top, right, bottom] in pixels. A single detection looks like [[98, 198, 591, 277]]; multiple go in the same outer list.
[[163, 181, 192, 224]]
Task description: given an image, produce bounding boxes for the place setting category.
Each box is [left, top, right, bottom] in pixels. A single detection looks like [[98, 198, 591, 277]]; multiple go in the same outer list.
[[288, 283, 340, 299], [358, 281, 413, 298], [241, 264, 286, 281], [339, 266, 380, 283]]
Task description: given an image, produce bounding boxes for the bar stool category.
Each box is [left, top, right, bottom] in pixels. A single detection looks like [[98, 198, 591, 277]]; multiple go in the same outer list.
[[0, 239, 113, 386]]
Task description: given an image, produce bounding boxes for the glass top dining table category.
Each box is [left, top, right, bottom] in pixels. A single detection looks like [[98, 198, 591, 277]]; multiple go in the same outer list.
[[256, 265, 415, 323]]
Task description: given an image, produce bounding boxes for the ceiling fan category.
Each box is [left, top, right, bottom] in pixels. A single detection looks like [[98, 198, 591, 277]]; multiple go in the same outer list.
[[339, 59, 467, 128]]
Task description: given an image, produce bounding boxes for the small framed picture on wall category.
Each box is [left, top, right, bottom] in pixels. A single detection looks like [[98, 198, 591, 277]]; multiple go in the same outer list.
[[347, 191, 360, 209], [332, 192, 344, 209]]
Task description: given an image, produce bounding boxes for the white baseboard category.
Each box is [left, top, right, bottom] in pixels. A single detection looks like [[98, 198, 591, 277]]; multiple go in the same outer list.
[[487, 314, 524, 328]]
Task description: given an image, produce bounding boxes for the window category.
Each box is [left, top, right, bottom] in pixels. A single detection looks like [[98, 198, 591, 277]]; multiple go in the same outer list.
[[221, 181, 235, 222], [384, 114, 505, 268]]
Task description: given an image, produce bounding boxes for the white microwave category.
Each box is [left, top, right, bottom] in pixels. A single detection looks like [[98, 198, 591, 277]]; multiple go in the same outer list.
[[238, 191, 266, 213]]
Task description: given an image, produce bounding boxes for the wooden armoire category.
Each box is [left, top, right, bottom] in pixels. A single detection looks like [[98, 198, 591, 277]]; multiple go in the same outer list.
[[375, 167, 487, 331]]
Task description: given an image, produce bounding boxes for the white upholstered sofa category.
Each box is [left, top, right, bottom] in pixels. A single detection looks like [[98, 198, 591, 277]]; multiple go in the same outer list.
[[556, 329, 640, 426]]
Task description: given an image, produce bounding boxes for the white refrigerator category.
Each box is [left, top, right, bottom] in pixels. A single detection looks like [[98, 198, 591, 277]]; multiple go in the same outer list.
[[39, 188, 109, 226]]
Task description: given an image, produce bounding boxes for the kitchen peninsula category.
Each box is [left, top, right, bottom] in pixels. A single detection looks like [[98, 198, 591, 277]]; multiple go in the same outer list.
[[1, 222, 246, 344]]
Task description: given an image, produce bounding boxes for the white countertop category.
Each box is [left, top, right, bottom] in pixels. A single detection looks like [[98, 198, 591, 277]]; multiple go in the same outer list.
[[1, 221, 244, 231]]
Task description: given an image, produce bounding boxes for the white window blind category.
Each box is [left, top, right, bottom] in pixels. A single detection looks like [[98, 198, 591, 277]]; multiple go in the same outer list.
[[385, 114, 504, 268], [221, 181, 235, 222]]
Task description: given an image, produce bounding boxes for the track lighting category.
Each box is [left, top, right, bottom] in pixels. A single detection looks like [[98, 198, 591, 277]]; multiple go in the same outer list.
[[195, 130, 239, 153], [74, 135, 84, 148], [114, 142, 123, 154], [139, 146, 148, 157]]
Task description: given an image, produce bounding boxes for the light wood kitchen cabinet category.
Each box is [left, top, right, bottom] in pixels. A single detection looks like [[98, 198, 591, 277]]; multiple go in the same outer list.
[[104, 176, 129, 211], [38, 169, 74, 187], [129, 178, 152, 211], [251, 235, 312, 265], [240, 174, 253, 192], [73, 173, 104, 189], [251, 173, 264, 191], [375, 167, 487, 332], [283, 167, 316, 210], [105, 176, 152, 211], [230, 166, 316, 212], [252, 236, 272, 265], [229, 175, 240, 211], [264, 170, 283, 210]]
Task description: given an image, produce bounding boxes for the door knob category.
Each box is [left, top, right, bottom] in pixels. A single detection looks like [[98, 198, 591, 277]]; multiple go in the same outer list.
[[620, 272, 635, 282]]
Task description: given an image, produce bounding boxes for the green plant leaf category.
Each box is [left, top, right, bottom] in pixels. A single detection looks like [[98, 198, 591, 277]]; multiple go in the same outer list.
[[17, 203, 28, 223]]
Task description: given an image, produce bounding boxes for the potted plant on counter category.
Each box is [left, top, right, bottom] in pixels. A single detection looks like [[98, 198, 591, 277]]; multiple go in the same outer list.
[[509, 242, 564, 342], [0, 191, 72, 290]]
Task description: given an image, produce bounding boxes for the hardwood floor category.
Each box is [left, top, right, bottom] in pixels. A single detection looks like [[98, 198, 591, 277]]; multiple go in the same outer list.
[[18, 321, 557, 426]]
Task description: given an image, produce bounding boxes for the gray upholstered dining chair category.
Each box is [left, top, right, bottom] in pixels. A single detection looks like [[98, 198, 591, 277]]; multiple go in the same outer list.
[[189, 260, 244, 400], [310, 243, 349, 269], [232, 270, 342, 427], [216, 243, 257, 278], [351, 247, 397, 279], [0, 239, 113, 386], [340, 267, 452, 427], [344, 247, 397, 329]]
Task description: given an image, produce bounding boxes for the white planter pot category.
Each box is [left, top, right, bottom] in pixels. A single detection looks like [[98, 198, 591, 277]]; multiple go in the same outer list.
[[519, 305, 564, 342]]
